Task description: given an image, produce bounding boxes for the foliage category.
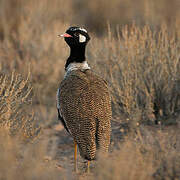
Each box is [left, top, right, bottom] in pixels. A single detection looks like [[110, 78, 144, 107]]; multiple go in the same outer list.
[[89, 24, 180, 126], [0, 72, 40, 140], [0, 0, 179, 179]]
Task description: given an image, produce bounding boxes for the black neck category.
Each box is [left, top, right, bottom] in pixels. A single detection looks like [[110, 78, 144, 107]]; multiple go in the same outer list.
[[65, 45, 86, 70]]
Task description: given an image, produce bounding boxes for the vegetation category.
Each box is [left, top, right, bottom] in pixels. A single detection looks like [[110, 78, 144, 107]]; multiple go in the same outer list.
[[0, 0, 179, 179]]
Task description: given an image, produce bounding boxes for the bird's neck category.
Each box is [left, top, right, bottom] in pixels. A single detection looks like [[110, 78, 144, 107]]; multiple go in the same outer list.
[[65, 45, 86, 70]]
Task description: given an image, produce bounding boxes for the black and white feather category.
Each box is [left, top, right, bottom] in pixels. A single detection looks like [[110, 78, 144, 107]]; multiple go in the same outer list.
[[56, 26, 111, 160]]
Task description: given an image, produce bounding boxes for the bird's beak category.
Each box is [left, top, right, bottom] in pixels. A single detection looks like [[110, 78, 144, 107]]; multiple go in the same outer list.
[[57, 33, 72, 38]]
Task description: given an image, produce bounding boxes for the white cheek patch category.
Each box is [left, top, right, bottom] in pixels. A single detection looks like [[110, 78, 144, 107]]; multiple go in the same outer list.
[[79, 34, 86, 43]]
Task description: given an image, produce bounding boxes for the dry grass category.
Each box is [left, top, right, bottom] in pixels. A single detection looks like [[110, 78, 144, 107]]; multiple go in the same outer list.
[[95, 126, 180, 180], [0, 126, 179, 180], [90, 23, 180, 126], [0, 129, 66, 180], [0, 72, 40, 140], [0, 0, 180, 179]]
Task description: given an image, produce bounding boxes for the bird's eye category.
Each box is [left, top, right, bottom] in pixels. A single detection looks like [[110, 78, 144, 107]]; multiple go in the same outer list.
[[74, 32, 79, 37]]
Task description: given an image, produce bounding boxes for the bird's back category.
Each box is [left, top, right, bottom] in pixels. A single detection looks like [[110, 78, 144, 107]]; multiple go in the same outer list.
[[58, 69, 111, 160]]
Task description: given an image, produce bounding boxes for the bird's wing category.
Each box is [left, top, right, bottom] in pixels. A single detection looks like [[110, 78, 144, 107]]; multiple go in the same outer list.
[[56, 88, 70, 133], [58, 70, 111, 123], [58, 70, 111, 159]]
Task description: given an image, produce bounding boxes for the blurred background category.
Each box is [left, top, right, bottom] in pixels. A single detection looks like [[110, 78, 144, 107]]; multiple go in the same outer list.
[[0, 0, 179, 179], [0, 0, 179, 38]]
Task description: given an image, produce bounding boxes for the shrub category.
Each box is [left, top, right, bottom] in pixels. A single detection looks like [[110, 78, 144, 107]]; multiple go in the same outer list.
[[89, 24, 180, 126], [95, 126, 180, 180], [0, 71, 40, 140]]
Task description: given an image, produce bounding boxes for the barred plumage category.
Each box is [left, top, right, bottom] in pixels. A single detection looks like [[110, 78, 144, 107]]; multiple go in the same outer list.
[[57, 26, 111, 172], [57, 69, 111, 160]]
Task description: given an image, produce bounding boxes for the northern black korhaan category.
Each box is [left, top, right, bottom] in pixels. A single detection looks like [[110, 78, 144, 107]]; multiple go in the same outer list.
[[56, 26, 111, 173]]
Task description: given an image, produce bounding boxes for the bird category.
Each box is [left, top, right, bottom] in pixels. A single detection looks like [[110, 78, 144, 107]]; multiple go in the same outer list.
[[56, 26, 111, 173]]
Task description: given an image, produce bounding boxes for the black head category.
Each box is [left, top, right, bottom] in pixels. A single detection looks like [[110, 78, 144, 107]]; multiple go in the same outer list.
[[59, 26, 90, 47]]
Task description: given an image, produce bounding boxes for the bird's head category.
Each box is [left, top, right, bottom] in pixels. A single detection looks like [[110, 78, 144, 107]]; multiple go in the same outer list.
[[58, 26, 90, 47]]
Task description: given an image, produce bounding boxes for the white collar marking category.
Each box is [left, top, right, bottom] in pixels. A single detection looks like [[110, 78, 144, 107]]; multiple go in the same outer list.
[[65, 61, 90, 77], [79, 34, 86, 43]]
